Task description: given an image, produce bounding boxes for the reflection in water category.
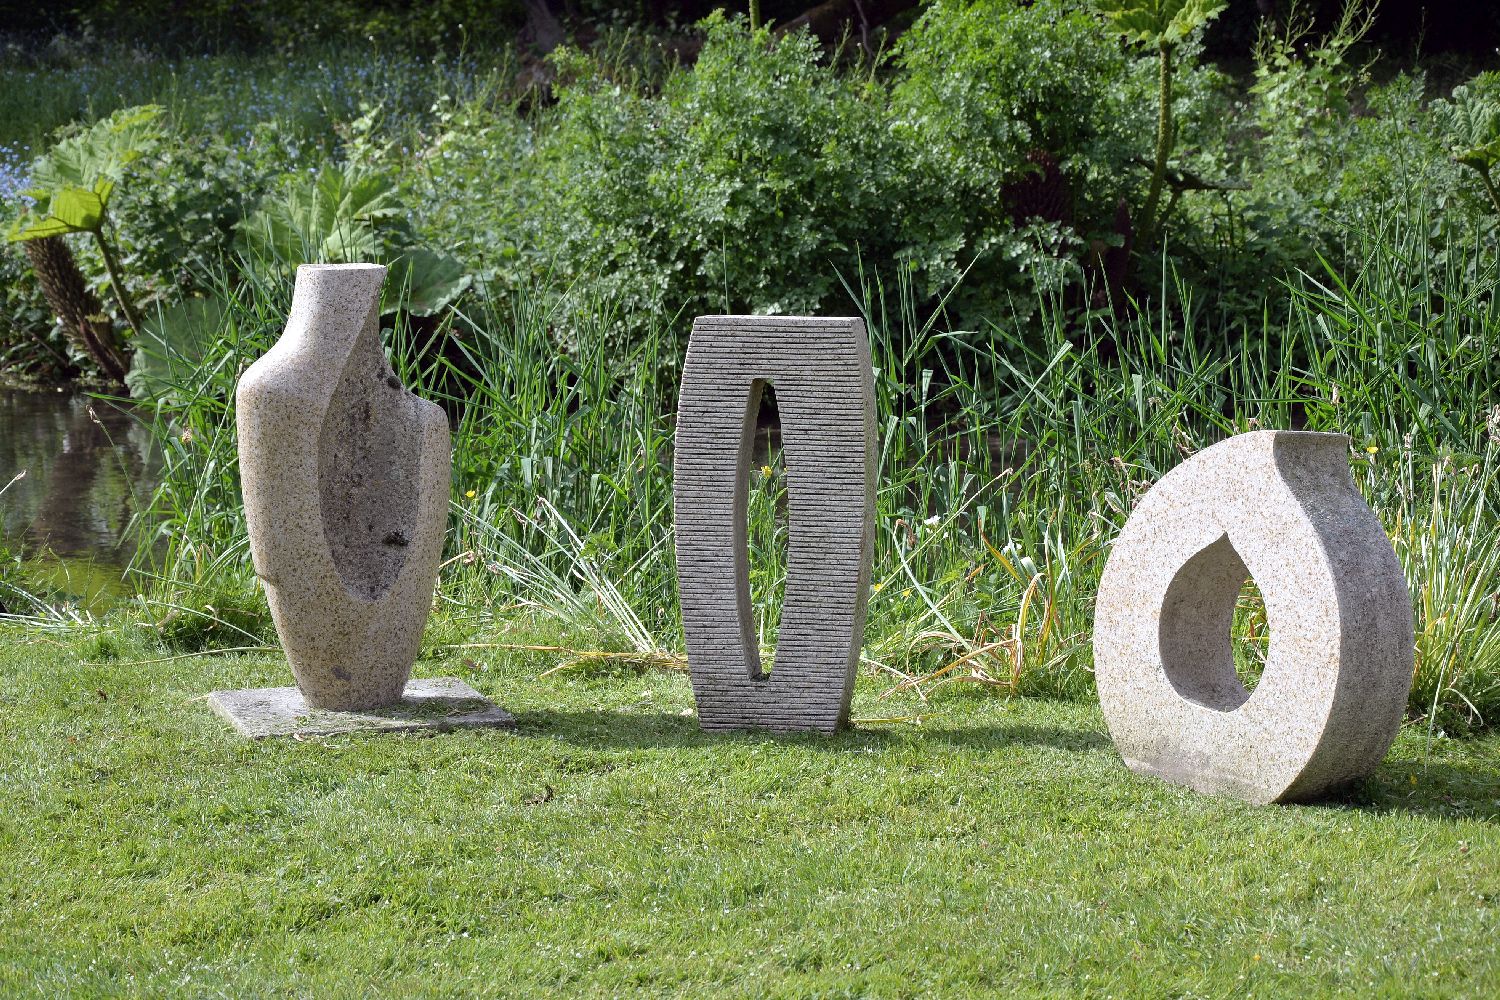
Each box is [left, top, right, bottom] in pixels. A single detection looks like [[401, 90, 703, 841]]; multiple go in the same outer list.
[[0, 387, 161, 584]]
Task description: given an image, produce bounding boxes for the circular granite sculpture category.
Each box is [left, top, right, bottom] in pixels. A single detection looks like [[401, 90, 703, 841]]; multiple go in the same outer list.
[[236, 263, 451, 711], [1093, 430, 1414, 804]]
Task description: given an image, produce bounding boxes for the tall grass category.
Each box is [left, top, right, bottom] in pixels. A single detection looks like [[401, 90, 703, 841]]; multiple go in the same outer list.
[[108, 213, 1500, 729]]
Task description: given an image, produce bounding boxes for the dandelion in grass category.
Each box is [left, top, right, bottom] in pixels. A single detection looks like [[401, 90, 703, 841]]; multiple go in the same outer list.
[[465, 489, 476, 499]]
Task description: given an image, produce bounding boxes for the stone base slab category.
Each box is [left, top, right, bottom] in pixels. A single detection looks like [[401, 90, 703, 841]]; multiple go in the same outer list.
[[207, 677, 515, 739]]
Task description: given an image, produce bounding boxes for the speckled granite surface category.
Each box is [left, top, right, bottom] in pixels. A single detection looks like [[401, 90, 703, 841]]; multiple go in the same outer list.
[[208, 677, 515, 739], [1094, 431, 1414, 804], [236, 264, 451, 711]]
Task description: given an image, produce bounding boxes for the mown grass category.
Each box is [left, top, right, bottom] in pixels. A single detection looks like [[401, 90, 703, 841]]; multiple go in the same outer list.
[[2, 620, 1498, 996]]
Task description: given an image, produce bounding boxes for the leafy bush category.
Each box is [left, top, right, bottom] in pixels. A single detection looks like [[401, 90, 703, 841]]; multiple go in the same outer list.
[[404, 95, 541, 294], [890, 0, 1226, 311], [1225, 3, 1374, 278], [893, 0, 1139, 207], [7, 104, 167, 341], [415, 6, 1208, 349], [8, 1, 1500, 383], [532, 14, 905, 333], [1435, 70, 1500, 218], [237, 109, 471, 318], [2, 106, 292, 383], [1166, 3, 1492, 327], [111, 125, 273, 302]]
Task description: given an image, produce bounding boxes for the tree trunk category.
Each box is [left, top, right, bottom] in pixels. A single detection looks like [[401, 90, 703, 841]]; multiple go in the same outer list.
[[21, 236, 130, 385], [1140, 42, 1175, 247], [778, 0, 919, 45], [522, 0, 566, 54]]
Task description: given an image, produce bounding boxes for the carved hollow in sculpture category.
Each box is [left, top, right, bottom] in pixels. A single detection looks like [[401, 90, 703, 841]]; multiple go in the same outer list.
[[1093, 430, 1414, 804], [236, 263, 451, 712], [674, 315, 876, 733]]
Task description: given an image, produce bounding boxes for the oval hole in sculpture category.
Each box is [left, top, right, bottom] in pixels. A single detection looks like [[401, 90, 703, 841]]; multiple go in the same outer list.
[[1157, 533, 1271, 711], [744, 380, 787, 678]]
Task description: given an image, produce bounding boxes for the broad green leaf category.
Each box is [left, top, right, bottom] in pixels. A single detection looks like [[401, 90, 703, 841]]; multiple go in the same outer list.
[[1094, 0, 1227, 47], [48, 186, 106, 232], [14, 104, 164, 244], [320, 221, 380, 263], [31, 104, 165, 195], [233, 160, 465, 314], [6, 213, 73, 241], [337, 168, 402, 222], [385, 247, 473, 316], [237, 163, 404, 270], [1457, 137, 1500, 173], [1446, 72, 1500, 171], [5, 181, 111, 241]]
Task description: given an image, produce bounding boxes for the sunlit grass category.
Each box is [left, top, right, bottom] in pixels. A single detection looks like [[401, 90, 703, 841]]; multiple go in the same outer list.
[[2, 623, 1499, 995]]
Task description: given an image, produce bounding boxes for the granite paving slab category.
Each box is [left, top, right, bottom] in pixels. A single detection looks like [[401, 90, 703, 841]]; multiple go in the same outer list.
[[207, 677, 515, 739]]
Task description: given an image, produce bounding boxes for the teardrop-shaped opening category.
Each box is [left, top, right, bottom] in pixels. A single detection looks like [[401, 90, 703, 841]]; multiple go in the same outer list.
[[1158, 533, 1269, 711], [745, 380, 787, 678]]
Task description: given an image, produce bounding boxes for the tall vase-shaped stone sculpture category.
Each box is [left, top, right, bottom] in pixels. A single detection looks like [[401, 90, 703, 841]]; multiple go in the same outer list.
[[1093, 431, 1414, 804], [674, 315, 876, 733], [236, 263, 451, 712]]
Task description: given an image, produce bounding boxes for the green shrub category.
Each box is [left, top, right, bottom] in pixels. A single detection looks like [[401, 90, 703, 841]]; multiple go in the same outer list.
[[892, 0, 1154, 310], [237, 150, 471, 318], [1219, 2, 1374, 283], [111, 125, 273, 302], [531, 13, 905, 335], [417, 5, 1210, 350], [404, 95, 541, 293], [2, 109, 302, 382]]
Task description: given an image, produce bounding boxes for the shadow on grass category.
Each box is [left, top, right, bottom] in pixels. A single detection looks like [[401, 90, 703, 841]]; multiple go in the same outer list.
[[517, 710, 1500, 821], [1328, 757, 1500, 823], [514, 708, 1111, 755]]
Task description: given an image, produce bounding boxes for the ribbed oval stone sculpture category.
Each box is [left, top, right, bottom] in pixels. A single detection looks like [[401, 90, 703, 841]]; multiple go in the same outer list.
[[674, 315, 876, 733], [1094, 430, 1414, 804], [236, 264, 451, 711]]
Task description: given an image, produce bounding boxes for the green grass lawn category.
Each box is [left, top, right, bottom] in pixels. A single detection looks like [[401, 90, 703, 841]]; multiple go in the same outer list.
[[2, 624, 1499, 998]]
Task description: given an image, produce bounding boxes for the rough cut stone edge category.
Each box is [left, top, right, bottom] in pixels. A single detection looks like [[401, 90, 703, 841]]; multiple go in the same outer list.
[[206, 677, 516, 740]]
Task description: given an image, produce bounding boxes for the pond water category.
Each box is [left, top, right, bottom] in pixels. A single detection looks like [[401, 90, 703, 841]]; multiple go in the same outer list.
[[0, 386, 161, 606]]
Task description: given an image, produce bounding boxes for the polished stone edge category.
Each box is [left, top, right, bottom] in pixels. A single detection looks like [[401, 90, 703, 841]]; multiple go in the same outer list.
[[206, 677, 516, 739]]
